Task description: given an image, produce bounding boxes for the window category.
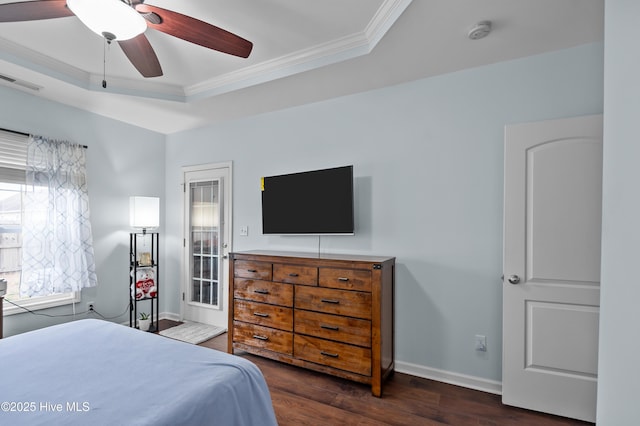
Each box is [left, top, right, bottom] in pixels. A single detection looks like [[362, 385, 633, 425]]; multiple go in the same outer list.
[[0, 182, 23, 300], [0, 131, 80, 315], [190, 180, 221, 307]]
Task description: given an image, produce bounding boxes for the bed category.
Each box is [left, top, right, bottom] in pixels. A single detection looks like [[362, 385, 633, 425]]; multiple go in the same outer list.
[[0, 319, 278, 425]]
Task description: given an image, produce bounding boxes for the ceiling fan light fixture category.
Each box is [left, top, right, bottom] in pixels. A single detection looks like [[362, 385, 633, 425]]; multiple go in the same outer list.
[[67, 0, 147, 41]]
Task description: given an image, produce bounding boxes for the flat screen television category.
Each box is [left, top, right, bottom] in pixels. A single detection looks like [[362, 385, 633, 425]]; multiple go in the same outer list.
[[261, 165, 354, 235]]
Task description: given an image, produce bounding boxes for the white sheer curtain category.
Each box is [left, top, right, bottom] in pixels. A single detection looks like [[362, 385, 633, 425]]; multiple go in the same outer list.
[[20, 135, 97, 297]]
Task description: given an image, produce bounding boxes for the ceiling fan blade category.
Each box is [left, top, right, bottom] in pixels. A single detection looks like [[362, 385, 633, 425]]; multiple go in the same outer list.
[[0, 0, 74, 22], [135, 4, 253, 58], [118, 34, 163, 78]]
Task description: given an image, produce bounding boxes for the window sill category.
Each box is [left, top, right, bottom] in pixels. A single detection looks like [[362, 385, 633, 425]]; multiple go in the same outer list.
[[2, 292, 80, 316]]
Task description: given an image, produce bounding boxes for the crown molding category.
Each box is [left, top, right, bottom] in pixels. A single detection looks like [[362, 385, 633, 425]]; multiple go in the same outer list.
[[0, 37, 90, 88], [185, 0, 413, 101]]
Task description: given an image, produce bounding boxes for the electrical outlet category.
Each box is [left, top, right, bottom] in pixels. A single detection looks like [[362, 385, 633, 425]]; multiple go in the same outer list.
[[88, 302, 95, 312], [475, 334, 487, 352], [240, 226, 249, 236]]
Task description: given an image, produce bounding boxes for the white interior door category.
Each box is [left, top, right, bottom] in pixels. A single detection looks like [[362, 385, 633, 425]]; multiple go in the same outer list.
[[502, 115, 602, 422], [182, 162, 232, 328]]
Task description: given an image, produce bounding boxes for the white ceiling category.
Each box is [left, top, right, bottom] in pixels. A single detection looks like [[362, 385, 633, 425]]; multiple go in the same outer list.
[[0, 0, 604, 135]]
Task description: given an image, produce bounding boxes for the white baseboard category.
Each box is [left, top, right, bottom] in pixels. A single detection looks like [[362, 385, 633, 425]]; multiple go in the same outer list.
[[123, 312, 180, 326], [159, 311, 181, 322], [152, 311, 502, 396], [395, 360, 502, 395]]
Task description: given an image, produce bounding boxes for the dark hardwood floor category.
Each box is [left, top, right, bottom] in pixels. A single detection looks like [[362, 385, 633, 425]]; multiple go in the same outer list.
[[159, 320, 593, 426]]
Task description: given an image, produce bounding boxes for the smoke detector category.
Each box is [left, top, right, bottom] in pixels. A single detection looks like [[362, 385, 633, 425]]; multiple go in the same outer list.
[[468, 21, 492, 40]]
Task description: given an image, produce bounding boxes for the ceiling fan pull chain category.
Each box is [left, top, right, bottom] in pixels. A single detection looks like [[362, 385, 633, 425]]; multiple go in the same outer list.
[[102, 37, 108, 89], [101, 32, 116, 89]]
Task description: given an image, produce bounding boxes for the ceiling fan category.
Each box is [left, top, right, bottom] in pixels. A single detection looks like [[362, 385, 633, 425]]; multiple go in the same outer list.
[[0, 0, 253, 78]]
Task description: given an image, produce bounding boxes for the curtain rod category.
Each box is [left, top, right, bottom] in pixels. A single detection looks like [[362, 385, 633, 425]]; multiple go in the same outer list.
[[0, 127, 88, 149], [0, 127, 28, 137]]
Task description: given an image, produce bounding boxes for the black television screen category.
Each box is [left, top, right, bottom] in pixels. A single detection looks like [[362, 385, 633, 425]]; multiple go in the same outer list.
[[261, 165, 354, 235]]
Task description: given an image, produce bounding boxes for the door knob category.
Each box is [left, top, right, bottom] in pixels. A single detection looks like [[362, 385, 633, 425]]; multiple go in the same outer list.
[[507, 275, 521, 285]]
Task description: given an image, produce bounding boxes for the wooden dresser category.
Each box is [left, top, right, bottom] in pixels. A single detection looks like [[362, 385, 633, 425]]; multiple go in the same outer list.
[[228, 250, 395, 397]]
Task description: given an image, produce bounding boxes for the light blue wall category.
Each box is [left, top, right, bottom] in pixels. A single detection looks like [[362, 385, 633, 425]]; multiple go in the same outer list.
[[165, 42, 603, 382], [597, 0, 640, 423], [1, 27, 626, 415], [0, 86, 165, 336]]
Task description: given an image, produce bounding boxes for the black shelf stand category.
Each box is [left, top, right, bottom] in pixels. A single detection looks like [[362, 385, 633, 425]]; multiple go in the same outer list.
[[129, 232, 159, 332]]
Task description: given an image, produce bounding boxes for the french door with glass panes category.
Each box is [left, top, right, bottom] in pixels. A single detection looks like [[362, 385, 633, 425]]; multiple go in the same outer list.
[[182, 163, 231, 327]]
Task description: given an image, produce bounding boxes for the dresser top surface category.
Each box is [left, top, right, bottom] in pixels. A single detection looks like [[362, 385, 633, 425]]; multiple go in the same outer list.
[[231, 250, 394, 264]]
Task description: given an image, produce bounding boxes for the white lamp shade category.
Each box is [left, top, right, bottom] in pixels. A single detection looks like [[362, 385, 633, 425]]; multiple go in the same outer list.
[[67, 0, 147, 41], [130, 196, 160, 229]]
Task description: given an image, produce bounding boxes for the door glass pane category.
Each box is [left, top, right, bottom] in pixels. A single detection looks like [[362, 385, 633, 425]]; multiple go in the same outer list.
[[189, 181, 221, 306], [193, 256, 201, 277], [192, 279, 201, 302], [211, 258, 218, 281], [203, 281, 211, 305], [193, 232, 203, 254], [203, 256, 211, 280], [209, 231, 218, 255]]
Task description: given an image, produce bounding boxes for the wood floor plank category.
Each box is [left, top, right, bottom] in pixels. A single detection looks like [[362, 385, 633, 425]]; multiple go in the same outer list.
[[270, 387, 389, 426], [153, 323, 594, 426]]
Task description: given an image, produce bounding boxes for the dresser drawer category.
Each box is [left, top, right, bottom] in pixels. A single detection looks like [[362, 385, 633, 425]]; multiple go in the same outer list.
[[234, 278, 293, 307], [294, 310, 371, 347], [230, 251, 395, 397], [319, 268, 372, 292], [234, 260, 272, 281], [234, 300, 293, 331], [273, 264, 318, 286], [295, 286, 371, 320], [233, 321, 293, 355], [294, 335, 371, 376]]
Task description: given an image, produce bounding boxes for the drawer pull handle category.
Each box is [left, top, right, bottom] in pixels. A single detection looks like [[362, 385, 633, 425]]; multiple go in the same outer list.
[[288, 273, 299, 277], [253, 312, 269, 318], [252, 334, 269, 341], [338, 277, 350, 282], [320, 351, 339, 358], [321, 298, 340, 304], [247, 269, 258, 273], [320, 324, 339, 331], [253, 289, 270, 295]]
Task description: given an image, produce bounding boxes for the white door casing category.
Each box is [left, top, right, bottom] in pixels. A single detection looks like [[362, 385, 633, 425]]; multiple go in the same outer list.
[[502, 115, 602, 422], [182, 162, 232, 327]]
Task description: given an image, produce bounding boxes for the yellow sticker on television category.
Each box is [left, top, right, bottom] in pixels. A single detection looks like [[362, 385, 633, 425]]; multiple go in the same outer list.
[[260, 177, 264, 191]]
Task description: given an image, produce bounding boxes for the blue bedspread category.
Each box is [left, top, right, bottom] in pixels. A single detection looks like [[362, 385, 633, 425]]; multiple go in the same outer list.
[[0, 319, 278, 425]]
